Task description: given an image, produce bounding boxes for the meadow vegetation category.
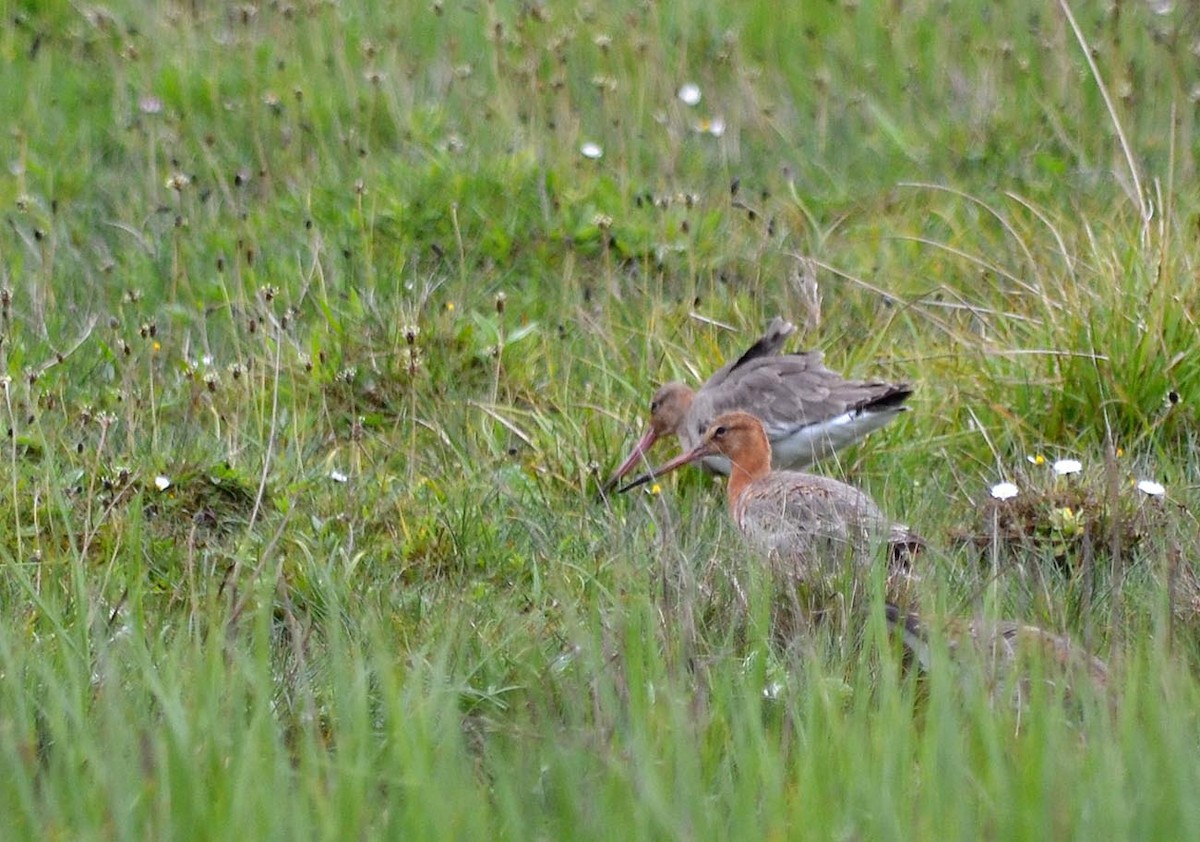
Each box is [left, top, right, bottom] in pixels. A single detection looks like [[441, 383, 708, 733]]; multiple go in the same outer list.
[[3, 0, 1200, 837]]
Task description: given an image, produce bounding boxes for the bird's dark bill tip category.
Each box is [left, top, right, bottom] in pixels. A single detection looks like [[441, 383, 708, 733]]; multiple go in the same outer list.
[[616, 471, 657, 494]]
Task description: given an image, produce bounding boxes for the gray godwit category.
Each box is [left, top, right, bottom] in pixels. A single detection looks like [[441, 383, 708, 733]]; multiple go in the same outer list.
[[605, 317, 912, 490]]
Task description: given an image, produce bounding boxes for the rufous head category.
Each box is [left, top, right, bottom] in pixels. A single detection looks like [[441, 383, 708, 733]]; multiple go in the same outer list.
[[604, 381, 695, 489], [616, 410, 772, 493], [689, 411, 772, 478]]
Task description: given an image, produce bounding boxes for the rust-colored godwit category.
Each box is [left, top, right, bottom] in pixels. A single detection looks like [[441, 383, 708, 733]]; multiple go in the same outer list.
[[605, 317, 912, 490], [618, 410, 922, 592]]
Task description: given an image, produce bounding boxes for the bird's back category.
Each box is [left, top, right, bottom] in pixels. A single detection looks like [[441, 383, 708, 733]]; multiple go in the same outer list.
[[887, 605, 1111, 706], [731, 471, 898, 576]]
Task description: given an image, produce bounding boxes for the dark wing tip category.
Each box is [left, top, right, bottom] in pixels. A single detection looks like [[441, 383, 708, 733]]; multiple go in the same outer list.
[[858, 383, 915, 413], [888, 528, 925, 568], [727, 317, 797, 373], [884, 602, 925, 643]]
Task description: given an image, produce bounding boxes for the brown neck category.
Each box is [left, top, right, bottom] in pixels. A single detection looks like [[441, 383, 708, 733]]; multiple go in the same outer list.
[[723, 436, 771, 510]]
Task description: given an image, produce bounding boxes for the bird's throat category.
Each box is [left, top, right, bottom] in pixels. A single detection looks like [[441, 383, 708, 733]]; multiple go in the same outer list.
[[725, 457, 768, 512]]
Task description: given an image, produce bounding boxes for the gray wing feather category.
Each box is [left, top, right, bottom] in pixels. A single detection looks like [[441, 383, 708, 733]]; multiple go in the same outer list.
[[735, 473, 893, 577], [685, 353, 911, 447]]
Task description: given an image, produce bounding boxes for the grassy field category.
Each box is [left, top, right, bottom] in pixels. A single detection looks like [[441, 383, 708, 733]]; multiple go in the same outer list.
[[3, 0, 1200, 837]]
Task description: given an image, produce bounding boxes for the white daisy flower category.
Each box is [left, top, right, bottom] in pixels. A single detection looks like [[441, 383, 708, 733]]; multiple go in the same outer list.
[[678, 82, 702, 106], [153, 475, 171, 491], [329, 470, 348, 483], [580, 142, 603, 160], [1053, 459, 1082, 476], [990, 481, 1019, 500], [1136, 479, 1165, 497]]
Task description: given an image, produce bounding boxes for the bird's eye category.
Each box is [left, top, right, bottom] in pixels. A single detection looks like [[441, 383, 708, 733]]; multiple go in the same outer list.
[[650, 400, 659, 413], [712, 425, 727, 438]]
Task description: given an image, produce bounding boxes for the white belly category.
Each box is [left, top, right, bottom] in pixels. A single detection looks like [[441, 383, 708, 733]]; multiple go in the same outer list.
[[768, 409, 904, 470]]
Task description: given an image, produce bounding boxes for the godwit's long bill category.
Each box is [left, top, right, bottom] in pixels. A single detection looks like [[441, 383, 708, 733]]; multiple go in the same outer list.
[[619, 410, 922, 586], [605, 317, 912, 491]]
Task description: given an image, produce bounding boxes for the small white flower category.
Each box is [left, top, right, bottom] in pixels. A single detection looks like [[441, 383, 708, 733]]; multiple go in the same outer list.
[[153, 475, 171, 491], [990, 481, 1019, 500], [1136, 479, 1166, 497], [580, 142, 603, 160], [693, 117, 726, 137], [762, 682, 784, 700], [677, 82, 702, 106], [330, 470, 348, 483], [1053, 459, 1082, 476]]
